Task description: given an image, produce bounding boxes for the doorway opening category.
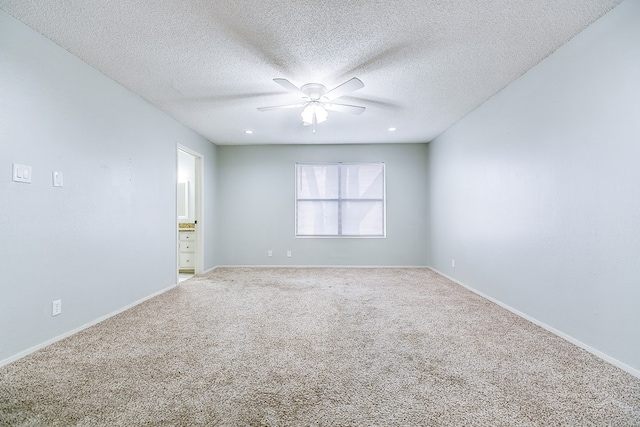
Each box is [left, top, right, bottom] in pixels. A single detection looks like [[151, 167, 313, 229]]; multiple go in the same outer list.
[[177, 145, 203, 284]]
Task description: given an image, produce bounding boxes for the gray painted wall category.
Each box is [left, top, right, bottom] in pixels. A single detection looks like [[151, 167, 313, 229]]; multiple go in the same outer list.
[[0, 11, 218, 363], [217, 144, 429, 266], [428, 0, 640, 373]]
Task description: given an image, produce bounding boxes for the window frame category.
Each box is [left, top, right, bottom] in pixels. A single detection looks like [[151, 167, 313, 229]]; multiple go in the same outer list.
[[294, 162, 386, 238]]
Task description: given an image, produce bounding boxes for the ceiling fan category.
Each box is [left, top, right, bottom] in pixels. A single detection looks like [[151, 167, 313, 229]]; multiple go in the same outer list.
[[258, 77, 366, 133]]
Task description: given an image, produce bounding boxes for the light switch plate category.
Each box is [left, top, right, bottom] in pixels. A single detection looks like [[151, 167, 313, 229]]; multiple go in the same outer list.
[[53, 171, 63, 187], [12, 163, 32, 183], [52, 299, 62, 316]]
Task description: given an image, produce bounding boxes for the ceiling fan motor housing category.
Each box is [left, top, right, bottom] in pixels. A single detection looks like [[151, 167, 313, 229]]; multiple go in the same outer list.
[[300, 83, 328, 101]]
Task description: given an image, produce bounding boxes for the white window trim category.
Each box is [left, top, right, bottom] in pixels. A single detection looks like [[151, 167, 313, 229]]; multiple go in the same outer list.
[[295, 162, 386, 238]]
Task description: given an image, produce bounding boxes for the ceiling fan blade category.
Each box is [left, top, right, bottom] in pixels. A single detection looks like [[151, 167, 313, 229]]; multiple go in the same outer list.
[[273, 78, 306, 96], [324, 77, 364, 101], [324, 103, 366, 115], [257, 103, 306, 112]]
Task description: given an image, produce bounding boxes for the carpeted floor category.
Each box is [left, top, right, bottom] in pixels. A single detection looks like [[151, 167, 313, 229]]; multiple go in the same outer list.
[[1, 268, 639, 426]]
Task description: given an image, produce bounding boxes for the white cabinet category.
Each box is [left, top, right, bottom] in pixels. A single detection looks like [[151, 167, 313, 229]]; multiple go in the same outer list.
[[179, 229, 196, 272]]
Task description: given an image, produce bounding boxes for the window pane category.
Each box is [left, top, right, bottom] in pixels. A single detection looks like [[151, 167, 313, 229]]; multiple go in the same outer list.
[[296, 201, 339, 235], [297, 164, 339, 199], [341, 201, 384, 236], [341, 164, 384, 199], [295, 162, 385, 237]]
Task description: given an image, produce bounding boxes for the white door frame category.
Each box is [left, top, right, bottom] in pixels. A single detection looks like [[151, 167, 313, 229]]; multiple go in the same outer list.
[[176, 144, 204, 282]]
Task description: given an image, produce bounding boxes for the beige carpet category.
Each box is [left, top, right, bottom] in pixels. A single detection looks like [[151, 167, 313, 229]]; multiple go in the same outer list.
[[1, 268, 639, 426]]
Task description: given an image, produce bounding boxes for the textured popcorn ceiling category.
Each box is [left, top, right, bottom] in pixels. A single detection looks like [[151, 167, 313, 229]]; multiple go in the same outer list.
[[0, 0, 623, 145]]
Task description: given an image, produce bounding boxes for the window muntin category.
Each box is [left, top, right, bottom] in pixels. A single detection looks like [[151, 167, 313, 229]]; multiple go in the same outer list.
[[295, 162, 385, 237]]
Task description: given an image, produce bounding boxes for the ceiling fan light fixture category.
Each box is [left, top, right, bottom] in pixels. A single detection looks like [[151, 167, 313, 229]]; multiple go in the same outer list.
[[301, 102, 328, 125], [259, 77, 364, 133]]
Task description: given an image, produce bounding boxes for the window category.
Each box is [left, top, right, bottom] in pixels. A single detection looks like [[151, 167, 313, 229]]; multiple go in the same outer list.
[[295, 162, 386, 237]]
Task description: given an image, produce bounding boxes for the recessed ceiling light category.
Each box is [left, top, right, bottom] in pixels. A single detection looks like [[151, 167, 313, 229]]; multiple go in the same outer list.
[[388, 127, 397, 132], [244, 130, 253, 134]]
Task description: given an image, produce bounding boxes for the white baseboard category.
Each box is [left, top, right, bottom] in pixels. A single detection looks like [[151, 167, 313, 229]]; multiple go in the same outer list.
[[214, 264, 431, 269], [428, 267, 640, 379], [201, 265, 218, 274], [0, 284, 177, 368]]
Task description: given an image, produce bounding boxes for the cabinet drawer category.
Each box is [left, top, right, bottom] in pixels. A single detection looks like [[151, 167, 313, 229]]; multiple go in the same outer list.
[[179, 231, 195, 241], [179, 253, 194, 267], [180, 241, 195, 253]]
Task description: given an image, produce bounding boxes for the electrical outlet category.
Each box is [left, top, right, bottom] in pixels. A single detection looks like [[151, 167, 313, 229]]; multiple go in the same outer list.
[[268, 250, 272, 257], [287, 251, 292, 258], [451, 259, 455, 268], [52, 299, 62, 316]]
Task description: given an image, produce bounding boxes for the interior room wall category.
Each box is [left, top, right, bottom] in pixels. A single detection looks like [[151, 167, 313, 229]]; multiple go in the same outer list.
[[217, 143, 429, 267], [0, 10, 218, 364], [428, 0, 639, 375]]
